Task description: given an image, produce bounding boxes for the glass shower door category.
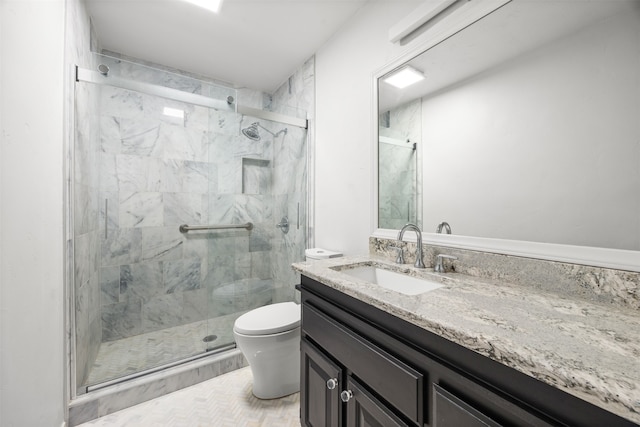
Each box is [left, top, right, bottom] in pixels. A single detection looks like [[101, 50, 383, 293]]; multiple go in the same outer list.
[[74, 54, 239, 393], [204, 107, 308, 347]]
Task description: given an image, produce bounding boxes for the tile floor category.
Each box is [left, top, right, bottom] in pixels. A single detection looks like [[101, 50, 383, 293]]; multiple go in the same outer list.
[[77, 367, 301, 426]]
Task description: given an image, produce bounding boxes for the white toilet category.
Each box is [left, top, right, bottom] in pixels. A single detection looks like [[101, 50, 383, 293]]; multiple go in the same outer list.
[[233, 248, 342, 399], [233, 302, 301, 399]]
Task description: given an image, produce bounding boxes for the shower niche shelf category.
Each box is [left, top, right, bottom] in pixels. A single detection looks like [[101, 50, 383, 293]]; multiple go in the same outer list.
[[242, 158, 271, 195]]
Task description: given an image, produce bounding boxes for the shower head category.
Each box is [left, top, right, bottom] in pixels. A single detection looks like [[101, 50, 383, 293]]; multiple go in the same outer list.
[[241, 122, 287, 141], [242, 123, 261, 141]]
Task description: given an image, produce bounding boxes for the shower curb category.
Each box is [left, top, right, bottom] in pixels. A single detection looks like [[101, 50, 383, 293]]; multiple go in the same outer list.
[[68, 349, 247, 426]]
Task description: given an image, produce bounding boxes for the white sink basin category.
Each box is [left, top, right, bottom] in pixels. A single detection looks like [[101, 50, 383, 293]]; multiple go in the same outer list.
[[338, 265, 444, 296]]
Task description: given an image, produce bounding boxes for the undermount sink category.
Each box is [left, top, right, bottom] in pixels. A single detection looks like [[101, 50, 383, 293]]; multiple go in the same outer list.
[[337, 265, 444, 296]]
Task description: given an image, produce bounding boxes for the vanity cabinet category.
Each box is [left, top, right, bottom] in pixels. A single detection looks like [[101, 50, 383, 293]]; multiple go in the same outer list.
[[301, 336, 409, 427], [300, 275, 638, 427], [301, 301, 419, 427]]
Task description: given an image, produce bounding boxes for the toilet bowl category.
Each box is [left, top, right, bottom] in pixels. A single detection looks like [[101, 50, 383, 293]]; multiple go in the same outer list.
[[233, 248, 343, 399], [233, 302, 301, 399]]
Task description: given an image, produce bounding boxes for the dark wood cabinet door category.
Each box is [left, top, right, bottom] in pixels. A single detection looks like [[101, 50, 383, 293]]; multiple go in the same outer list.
[[345, 377, 410, 427], [301, 339, 342, 427]]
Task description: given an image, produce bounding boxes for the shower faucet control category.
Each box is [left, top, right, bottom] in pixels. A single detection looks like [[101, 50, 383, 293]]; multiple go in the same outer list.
[[276, 216, 290, 234]]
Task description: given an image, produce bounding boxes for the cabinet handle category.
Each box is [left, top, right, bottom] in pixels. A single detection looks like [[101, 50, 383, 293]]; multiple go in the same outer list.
[[340, 390, 353, 403], [326, 378, 338, 390]]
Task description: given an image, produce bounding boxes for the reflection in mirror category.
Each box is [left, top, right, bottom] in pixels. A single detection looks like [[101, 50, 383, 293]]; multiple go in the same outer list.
[[377, 0, 640, 251], [378, 99, 421, 229]]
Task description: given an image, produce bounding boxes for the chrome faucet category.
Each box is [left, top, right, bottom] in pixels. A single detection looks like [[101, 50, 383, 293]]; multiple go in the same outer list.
[[397, 223, 425, 268], [436, 221, 452, 234]]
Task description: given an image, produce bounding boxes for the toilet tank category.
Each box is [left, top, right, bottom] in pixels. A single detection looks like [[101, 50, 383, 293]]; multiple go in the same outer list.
[[305, 248, 343, 261]]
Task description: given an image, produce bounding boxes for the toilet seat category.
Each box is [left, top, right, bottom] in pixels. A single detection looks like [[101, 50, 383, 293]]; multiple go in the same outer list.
[[234, 302, 300, 336]]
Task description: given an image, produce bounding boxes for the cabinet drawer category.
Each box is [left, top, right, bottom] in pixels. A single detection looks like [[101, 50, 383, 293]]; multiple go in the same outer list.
[[303, 304, 423, 425], [346, 376, 410, 427], [434, 384, 502, 427], [435, 377, 556, 427]]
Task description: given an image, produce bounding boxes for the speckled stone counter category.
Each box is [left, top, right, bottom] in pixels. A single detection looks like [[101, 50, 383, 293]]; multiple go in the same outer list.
[[293, 255, 640, 425]]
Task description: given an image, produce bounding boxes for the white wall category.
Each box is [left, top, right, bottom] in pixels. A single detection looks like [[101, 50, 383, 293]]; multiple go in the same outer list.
[[314, 1, 423, 255], [0, 0, 66, 425]]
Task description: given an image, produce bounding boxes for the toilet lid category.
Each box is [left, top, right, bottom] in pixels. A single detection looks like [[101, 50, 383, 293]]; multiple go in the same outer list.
[[234, 302, 300, 336]]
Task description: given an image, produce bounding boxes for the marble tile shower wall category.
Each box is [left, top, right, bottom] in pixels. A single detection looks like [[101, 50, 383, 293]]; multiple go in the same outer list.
[[378, 99, 421, 230]]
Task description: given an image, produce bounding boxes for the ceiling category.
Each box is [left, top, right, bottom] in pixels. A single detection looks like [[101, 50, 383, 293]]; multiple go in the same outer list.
[[85, 0, 368, 93]]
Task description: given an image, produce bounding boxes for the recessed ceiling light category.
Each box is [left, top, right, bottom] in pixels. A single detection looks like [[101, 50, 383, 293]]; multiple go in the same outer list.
[[383, 65, 425, 89], [181, 0, 223, 13]]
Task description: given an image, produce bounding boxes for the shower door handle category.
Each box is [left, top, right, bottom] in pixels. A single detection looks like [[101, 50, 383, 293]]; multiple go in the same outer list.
[[104, 199, 108, 238]]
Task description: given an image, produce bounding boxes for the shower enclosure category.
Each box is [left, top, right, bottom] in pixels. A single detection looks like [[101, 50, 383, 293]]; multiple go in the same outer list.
[[71, 54, 308, 395]]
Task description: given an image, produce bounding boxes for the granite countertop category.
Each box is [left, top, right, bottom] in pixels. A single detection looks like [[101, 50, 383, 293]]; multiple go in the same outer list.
[[292, 255, 640, 425]]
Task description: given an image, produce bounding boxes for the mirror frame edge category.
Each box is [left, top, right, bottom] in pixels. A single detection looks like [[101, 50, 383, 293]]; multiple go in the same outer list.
[[371, 0, 640, 273]]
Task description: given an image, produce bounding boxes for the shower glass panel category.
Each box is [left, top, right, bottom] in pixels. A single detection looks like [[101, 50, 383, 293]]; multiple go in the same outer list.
[[73, 54, 307, 394], [205, 110, 308, 344]]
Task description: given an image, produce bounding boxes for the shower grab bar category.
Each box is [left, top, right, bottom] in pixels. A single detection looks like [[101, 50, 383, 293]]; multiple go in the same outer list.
[[179, 223, 253, 233]]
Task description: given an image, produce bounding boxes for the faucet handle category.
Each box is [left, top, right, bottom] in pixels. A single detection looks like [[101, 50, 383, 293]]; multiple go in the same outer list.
[[435, 254, 457, 273], [389, 246, 405, 264]]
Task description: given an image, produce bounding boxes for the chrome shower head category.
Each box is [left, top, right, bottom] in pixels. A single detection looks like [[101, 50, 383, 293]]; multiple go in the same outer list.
[[241, 122, 287, 141], [242, 123, 261, 141]]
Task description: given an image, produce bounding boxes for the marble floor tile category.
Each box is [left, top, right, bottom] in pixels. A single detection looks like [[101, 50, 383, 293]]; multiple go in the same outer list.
[[77, 367, 301, 427]]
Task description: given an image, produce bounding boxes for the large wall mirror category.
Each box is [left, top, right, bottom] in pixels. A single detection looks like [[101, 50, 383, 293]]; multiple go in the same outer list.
[[377, 0, 640, 261]]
